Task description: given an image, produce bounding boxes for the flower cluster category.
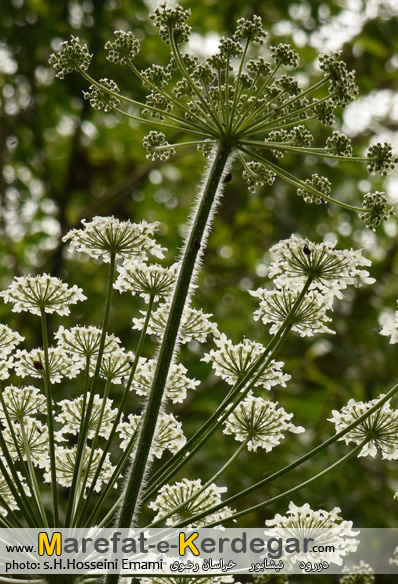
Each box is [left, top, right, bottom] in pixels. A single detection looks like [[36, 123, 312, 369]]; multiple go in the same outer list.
[[329, 396, 398, 460], [223, 395, 304, 452], [0, 325, 24, 359], [2, 418, 49, 468], [63, 216, 165, 262], [49, 7, 397, 221], [318, 51, 358, 107], [297, 174, 331, 205], [91, 348, 135, 385], [149, 478, 233, 527], [49, 36, 92, 78], [359, 191, 394, 231], [105, 30, 140, 65], [265, 502, 359, 565], [250, 235, 375, 337], [367, 142, 398, 176], [55, 395, 118, 440], [0, 465, 29, 515], [0, 275, 86, 316], [202, 333, 290, 389], [0, 325, 24, 380], [251, 288, 335, 337], [114, 261, 178, 302], [44, 446, 115, 492], [0, 385, 46, 421], [380, 304, 398, 344], [266, 235, 374, 298], [14, 348, 83, 383], [83, 78, 121, 112], [54, 325, 121, 359]]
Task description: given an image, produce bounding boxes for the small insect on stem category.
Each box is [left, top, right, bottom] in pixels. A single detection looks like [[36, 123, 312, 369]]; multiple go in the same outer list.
[[223, 172, 232, 183], [303, 245, 312, 256], [192, 239, 201, 250]]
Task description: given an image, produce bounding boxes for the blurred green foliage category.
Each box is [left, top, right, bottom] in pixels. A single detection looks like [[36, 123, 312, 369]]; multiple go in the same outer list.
[[1, 0, 398, 581]]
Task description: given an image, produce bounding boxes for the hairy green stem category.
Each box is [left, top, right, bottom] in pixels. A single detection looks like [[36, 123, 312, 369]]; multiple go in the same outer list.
[[104, 143, 232, 584]]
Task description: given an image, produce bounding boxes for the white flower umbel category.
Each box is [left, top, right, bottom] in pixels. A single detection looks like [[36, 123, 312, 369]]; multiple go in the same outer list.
[[55, 325, 121, 359], [114, 260, 178, 302], [202, 333, 291, 389], [44, 445, 115, 492], [63, 216, 165, 263], [55, 395, 118, 440], [329, 396, 398, 460], [149, 478, 234, 527], [0, 324, 24, 359], [0, 386, 46, 421], [267, 235, 375, 299], [265, 501, 359, 565], [130, 358, 200, 403], [14, 348, 83, 384], [2, 418, 50, 469], [89, 348, 135, 384], [0, 274, 86, 316], [133, 302, 219, 343], [251, 288, 335, 337], [223, 395, 304, 452], [118, 412, 186, 458]]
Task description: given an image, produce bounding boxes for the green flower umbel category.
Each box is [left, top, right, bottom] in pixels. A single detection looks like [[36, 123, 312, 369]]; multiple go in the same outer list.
[[49, 4, 397, 225]]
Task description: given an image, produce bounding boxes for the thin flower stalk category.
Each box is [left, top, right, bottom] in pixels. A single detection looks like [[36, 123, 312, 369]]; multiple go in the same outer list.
[[147, 438, 249, 528], [176, 385, 398, 527], [20, 423, 49, 528], [143, 276, 313, 501], [0, 454, 36, 527], [112, 143, 233, 542], [40, 307, 59, 526], [143, 327, 291, 504], [65, 252, 117, 527], [84, 432, 138, 527], [74, 378, 113, 509], [0, 392, 41, 525], [239, 147, 365, 212], [75, 293, 156, 526], [79, 69, 214, 136], [201, 439, 367, 528]]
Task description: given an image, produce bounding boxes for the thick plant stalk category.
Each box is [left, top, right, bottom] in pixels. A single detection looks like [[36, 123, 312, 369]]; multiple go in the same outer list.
[[105, 143, 232, 584]]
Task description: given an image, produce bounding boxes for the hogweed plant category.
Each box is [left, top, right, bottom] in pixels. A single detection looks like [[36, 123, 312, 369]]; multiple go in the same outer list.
[[0, 4, 398, 583]]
